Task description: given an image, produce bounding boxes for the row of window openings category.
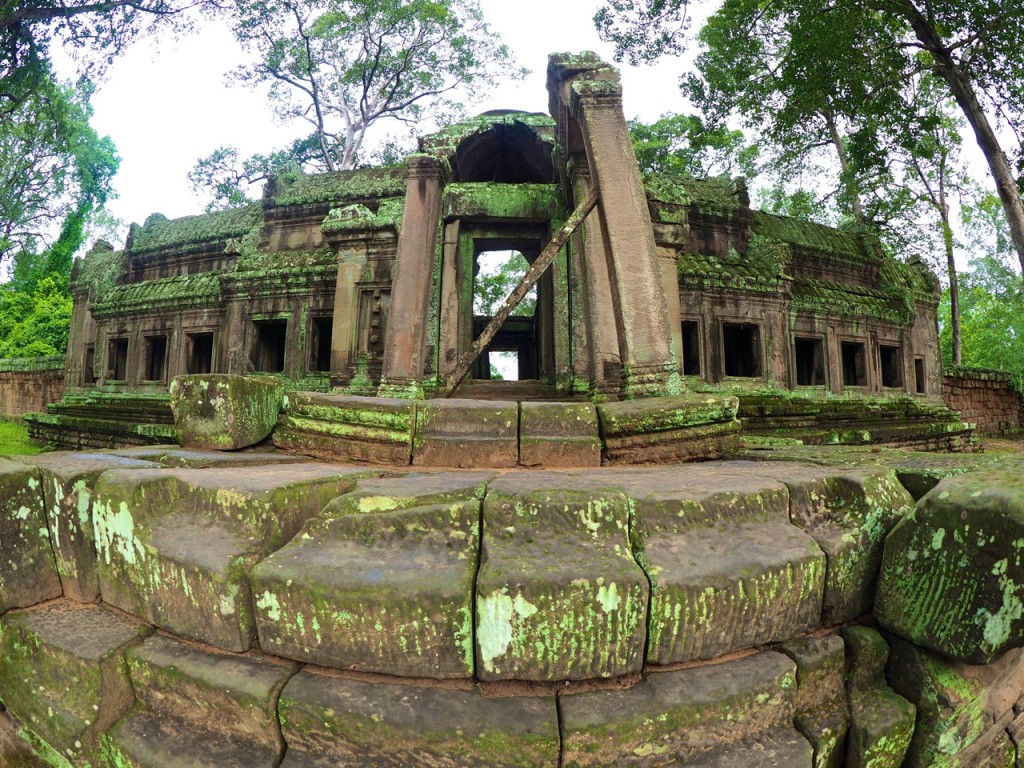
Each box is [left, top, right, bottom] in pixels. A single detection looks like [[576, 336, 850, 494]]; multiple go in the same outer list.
[[97, 318, 334, 381], [681, 322, 926, 393]]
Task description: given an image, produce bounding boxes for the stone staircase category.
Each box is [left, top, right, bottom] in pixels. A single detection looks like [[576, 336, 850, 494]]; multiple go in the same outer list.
[[25, 391, 176, 450]]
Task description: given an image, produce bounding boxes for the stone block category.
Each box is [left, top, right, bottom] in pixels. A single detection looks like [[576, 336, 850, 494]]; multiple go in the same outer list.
[[0, 710, 50, 768], [273, 392, 416, 464], [597, 393, 741, 463], [560, 650, 799, 765], [251, 500, 480, 677], [626, 466, 823, 663], [475, 472, 648, 681], [412, 399, 518, 468], [103, 634, 295, 768], [278, 670, 559, 767], [92, 463, 380, 651], [105, 446, 305, 468], [518, 401, 600, 467], [0, 458, 61, 612], [0, 601, 150, 765], [682, 728, 814, 767], [320, 471, 494, 517], [842, 626, 915, 768], [169, 374, 285, 450], [779, 634, 848, 768], [875, 468, 1024, 663], [18, 452, 160, 602]]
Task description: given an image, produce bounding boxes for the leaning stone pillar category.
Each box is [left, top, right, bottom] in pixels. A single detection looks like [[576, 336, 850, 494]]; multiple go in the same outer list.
[[378, 155, 444, 399]]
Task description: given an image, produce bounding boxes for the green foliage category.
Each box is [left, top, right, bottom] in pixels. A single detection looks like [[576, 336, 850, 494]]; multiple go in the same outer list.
[[628, 113, 757, 178], [473, 251, 534, 317], [0, 275, 73, 358]]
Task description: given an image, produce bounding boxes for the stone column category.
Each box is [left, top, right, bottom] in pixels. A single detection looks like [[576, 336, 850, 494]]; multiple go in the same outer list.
[[378, 155, 445, 399]]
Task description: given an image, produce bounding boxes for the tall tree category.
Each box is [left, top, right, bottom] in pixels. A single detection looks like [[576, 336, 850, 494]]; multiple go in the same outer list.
[[595, 0, 1024, 273], [629, 112, 758, 178]]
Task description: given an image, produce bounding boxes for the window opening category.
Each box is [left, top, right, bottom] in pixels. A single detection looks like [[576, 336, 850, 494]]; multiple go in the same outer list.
[[186, 333, 214, 374], [722, 322, 762, 378], [914, 357, 926, 394], [252, 320, 287, 373], [84, 345, 95, 385], [842, 341, 867, 386], [107, 338, 128, 381], [310, 316, 333, 372], [880, 345, 903, 388], [794, 337, 825, 386], [682, 321, 701, 376], [144, 335, 168, 381]]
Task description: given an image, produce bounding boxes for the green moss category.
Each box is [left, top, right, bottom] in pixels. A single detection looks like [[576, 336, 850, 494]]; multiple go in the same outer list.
[[751, 211, 867, 263], [443, 183, 565, 220], [128, 205, 263, 253], [643, 172, 746, 213], [70, 245, 127, 300], [91, 273, 222, 318], [269, 166, 407, 207]]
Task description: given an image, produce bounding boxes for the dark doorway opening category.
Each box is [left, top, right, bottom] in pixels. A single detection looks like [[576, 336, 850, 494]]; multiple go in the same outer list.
[[107, 338, 128, 381], [187, 333, 214, 374], [472, 249, 542, 382], [144, 335, 167, 381], [880, 345, 903, 388], [84, 345, 95, 384], [252, 320, 287, 373], [842, 341, 867, 387], [915, 357, 926, 394], [682, 321, 701, 376], [722, 322, 762, 378], [794, 337, 825, 386], [310, 316, 333, 372]]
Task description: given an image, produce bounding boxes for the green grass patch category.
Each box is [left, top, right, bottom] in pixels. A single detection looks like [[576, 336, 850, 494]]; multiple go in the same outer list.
[[0, 419, 44, 455]]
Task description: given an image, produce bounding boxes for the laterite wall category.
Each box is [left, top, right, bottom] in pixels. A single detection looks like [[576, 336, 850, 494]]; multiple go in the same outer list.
[[0, 356, 65, 419], [944, 367, 1023, 436]]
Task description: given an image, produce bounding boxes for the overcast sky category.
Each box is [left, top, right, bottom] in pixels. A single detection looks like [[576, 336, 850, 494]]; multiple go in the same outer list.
[[57, 0, 696, 238]]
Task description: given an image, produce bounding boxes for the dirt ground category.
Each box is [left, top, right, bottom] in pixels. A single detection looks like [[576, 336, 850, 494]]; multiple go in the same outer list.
[[978, 434, 1024, 454]]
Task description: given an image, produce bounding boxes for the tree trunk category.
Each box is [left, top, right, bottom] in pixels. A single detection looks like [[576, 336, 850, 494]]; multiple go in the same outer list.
[[823, 109, 867, 227], [941, 210, 962, 365], [892, 0, 1024, 274]]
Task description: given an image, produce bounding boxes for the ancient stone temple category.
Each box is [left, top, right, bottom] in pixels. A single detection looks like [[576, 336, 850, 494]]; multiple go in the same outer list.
[[9, 53, 1024, 768]]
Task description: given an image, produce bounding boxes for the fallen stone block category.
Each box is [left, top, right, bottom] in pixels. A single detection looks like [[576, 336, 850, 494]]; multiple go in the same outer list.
[[18, 452, 160, 602], [278, 669, 560, 767], [252, 499, 480, 678], [559, 650, 800, 765], [412, 399, 518, 468], [92, 463, 380, 651], [476, 472, 648, 681], [0, 600, 150, 765], [875, 468, 1024, 664], [519, 401, 600, 467], [103, 634, 295, 768], [169, 374, 285, 450], [779, 634, 849, 768], [842, 626, 915, 768], [0, 458, 61, 612]]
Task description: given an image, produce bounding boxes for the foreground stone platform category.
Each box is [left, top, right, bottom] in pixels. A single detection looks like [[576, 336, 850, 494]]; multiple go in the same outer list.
[[2, 445, 1024, 766]]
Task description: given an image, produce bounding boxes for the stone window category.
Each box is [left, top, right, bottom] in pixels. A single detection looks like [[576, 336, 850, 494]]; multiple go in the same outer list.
[[794, 337, 825, 386], [915, 357, 926, 395], [722, 322, 762, 378], [143, 335, 168, 381], [84, 345, 95, 385], [310, 316, 333, 372], [880, 344, 903, 388], [251, 320, 287, 373], [841, 341, 868, 387], [681, 321, 701, 376], [186, 333, 214, 375], [107, 338, 129, 381]]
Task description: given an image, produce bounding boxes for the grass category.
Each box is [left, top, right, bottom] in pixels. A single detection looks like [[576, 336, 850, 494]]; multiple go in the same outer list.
[[0, 418, 44, 455]]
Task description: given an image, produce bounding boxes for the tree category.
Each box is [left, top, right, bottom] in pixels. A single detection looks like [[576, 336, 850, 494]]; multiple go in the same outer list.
[[191, 0, 521, 208], [595, 0, 1024, 274], [628, 113, 758, 179]]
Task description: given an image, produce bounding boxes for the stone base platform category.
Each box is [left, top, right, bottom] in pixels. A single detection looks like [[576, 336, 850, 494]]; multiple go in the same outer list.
[[2, 446, 1024, 766]]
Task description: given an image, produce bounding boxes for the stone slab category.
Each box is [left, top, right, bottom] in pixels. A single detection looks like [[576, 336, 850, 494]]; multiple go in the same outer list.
[[519, 402, 600, 467], [169, 374, 285, 450], [0, 710, 51, 768], [780, 634, 848, 768], [252, 500, 479, 677], [476, 472, 649, 681], [0, 600, 150, 764], [683, 728, 814, 767], [320, 471, 493, 517], [92, 463, 380, 651], [560, 650, 799, 765], [875, 467, 1024, 663], [104, 446, 306, 467], [18, 452, 160, 602], [413, 399, 518, 468], [278, 670, 560, 767], [0, 458, 61, 612]]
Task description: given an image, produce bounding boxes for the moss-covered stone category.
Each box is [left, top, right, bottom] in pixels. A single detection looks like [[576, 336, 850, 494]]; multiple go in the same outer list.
[[0, 458, 62, 612], [127, 205, 262, 254], [169, 374, 285, 450], [519, 401, 601, 467], [779, 634, 849, 768], [875, 467, 1024, 663], [413, 399, 518, 468]]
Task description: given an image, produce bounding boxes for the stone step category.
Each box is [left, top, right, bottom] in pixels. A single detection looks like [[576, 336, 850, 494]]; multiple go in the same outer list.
[[413, 399, 518, 468], [104, 446, 306, 468], [91, 463, 382, 651], [0, 601, 151, 765], [0, 458, 61, 612], [278, 669, 559, 767], [103, 634, 295, 768], [779, 634, 848, 768], [519, 401, 601, 468]]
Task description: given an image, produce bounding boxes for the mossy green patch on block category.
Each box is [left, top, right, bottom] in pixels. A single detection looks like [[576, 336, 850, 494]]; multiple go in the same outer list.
[[875, 467, 1024, 664], [91, 463, 380, 651], [320, 471, 493, 518], [779, 634, 849, 768], [442, 183, 565, 220], [278, 669, 559, 767], [251, 500, 480, 678], [0, 601, 150, 766], [476, 472, 648, 681], [0, 458, 62, 612], [169, 374, 285, 451], [842, 626, 916, 768], [560, 650, 799, 765]]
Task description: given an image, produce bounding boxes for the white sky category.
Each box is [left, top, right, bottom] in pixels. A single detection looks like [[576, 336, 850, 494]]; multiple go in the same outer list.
[[59, 0, 695, 237]]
